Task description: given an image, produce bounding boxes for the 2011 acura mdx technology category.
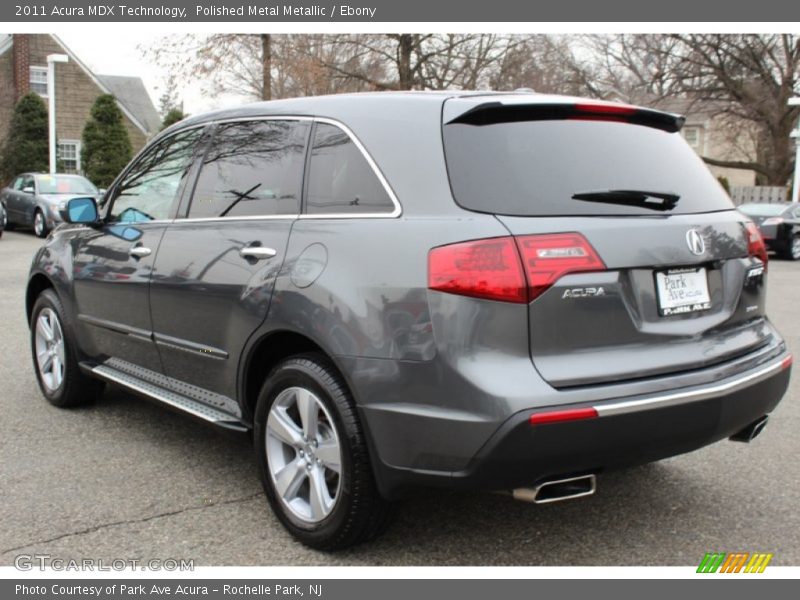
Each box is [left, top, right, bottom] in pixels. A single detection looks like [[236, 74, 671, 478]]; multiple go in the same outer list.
[[26, 92, 792, 549]]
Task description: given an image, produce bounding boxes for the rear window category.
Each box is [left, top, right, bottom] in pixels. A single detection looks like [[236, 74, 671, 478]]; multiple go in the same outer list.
[[36, 175, 97, 195], [442, 119, 734, 217]]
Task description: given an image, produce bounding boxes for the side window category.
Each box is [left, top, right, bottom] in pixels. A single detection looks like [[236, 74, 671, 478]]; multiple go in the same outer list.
[[188, 120, 309, 219], [306, 123, 394, 215], [109, 128, 203, 223], [12, 176, 25, 190], [22, 176, 35, 192]]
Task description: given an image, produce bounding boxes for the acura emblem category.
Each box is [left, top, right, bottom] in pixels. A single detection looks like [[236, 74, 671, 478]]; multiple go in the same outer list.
[[686, 229, 706, 256]]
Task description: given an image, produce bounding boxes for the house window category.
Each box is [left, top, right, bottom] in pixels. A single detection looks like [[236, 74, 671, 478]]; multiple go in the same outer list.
[[29, 66, 48, 96], [57, 140, 80, 173], [683, 126, 701, 149]]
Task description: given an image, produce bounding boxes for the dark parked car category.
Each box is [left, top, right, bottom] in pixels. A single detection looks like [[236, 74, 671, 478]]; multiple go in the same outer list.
[[1, 173, 100, 238], [738, 202, 800, 260], [25, 92, 792, 550]]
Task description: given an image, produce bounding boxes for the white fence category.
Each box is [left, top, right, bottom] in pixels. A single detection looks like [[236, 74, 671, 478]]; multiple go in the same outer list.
[[730, 186, 788, 205]]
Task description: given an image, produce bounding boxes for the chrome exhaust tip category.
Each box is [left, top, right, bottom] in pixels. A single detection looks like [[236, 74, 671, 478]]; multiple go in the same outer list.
[[730, 415, 769, 443], [512, 474, 597, 505]]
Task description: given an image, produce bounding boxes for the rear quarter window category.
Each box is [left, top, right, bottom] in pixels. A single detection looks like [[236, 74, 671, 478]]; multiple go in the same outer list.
[[306, 122, 395, 215]]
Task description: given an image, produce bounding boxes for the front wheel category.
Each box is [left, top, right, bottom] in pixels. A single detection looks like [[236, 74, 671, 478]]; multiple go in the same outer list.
[[31, 289, 104, 407], [33, 209, 48, 238], [254, 354, 389, 550]]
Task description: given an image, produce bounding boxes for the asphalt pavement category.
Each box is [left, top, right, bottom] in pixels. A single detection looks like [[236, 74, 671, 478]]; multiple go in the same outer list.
[[1, 229, 798, 566]]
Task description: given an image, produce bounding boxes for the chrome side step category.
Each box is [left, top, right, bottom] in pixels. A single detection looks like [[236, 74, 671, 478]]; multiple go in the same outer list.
[[89, 363, 248, 432]]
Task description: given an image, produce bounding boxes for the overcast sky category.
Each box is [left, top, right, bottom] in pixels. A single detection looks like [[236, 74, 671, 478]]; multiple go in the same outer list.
[[59, 32, 241, 117]]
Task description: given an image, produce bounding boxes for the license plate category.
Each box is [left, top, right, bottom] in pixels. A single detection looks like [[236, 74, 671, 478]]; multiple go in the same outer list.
[[655, 267, 711, 316]]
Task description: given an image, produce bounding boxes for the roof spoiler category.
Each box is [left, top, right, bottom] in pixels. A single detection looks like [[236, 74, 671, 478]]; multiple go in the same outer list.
[[446, 101, 685, 133]]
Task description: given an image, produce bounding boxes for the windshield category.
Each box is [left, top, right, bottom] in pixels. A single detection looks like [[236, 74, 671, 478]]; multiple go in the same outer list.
[[738, 203, 786, 217], [36, 175, 98, 195], [442, 118, 734, 217]]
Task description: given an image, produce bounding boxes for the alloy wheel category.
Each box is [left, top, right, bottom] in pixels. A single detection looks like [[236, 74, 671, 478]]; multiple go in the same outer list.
[[34, 211, 44, 237], [792, 236, 800, 260], [34, 308, 66, 391], [265, 386, 342, 524]]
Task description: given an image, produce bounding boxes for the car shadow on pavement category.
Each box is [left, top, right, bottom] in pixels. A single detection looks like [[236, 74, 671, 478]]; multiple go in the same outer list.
[[90, 384, 719, 566]]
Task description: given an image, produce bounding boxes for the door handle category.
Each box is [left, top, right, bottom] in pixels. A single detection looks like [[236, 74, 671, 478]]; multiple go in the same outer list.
[[129, 246, 152, 259], [239, 247, 277, 260]]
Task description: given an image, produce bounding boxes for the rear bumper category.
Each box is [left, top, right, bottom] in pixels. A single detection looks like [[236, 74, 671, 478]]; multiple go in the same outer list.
[[371, 352, 791, 498]]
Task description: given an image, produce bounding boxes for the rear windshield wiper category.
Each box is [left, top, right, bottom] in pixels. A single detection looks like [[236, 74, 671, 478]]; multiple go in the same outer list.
[[571, 189, 680, 212]]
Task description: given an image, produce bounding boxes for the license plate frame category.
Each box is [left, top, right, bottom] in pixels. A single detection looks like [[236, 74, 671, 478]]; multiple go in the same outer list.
[[655, 267, 712, 317]]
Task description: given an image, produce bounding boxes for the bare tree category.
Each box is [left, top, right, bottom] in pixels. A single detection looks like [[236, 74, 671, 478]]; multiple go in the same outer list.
[[309, 34, 524, 91], [142, 34, 267, 100], [571, 34, 800, 185], [261, 34, 271, 101]]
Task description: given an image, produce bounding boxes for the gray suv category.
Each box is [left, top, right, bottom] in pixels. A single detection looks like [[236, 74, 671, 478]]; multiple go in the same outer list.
[[26, 92, 792, 549]]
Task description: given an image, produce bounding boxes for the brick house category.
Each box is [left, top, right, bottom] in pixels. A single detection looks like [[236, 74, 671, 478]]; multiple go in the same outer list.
[[0, 34, 160, 176]]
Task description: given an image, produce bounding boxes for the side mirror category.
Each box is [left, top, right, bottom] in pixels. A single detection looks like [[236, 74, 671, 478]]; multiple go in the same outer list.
[[64, 197, 99, 224], [22, 186, 35, 194]]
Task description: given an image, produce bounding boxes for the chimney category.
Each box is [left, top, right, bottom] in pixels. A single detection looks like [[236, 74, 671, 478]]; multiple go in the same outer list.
[[12, 34, 31, 101]]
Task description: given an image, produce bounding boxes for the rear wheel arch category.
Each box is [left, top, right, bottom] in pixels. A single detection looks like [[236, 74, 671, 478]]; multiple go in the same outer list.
[[240, 330, 352, 424]]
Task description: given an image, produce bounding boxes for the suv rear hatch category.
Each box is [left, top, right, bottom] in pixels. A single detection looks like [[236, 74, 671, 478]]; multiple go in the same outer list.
[[441, 96, 772, 387]]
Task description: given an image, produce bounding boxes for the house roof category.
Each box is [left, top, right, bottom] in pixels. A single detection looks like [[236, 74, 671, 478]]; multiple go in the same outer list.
[[96, 74, 162, 135], [0, 34, 159, 136]]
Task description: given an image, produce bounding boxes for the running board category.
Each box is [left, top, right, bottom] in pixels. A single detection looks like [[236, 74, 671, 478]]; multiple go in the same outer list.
[[89, 363, 248, 432]]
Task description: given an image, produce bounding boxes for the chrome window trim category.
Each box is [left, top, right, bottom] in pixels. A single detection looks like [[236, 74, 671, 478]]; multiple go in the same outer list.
[[168, 115, 401, 224], [306, 117, 402, 219], [169, 215, 297, 224]]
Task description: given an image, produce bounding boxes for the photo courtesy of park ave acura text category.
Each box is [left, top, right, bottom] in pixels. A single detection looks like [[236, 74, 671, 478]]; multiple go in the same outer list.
[[0, 17, 799, 574]]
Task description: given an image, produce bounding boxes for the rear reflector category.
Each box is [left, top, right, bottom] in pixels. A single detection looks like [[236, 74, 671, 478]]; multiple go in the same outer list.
[[530, 407, 599, 425], [429, 233, 605, 303], [744, 222, 768, 267], [515, 233, 606, 301], [782, 355, 793, 370]]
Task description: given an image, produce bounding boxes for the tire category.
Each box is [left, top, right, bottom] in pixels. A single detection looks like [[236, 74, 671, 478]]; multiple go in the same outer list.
[[33, 209, 48, 238], [785, 234, 800, 261], [30, 289, 104, 407], [254, 353, 389, 550]]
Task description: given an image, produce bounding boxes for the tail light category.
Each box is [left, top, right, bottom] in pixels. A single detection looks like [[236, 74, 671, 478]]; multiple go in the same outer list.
[[515, 233, 606, 301], [574, 102, 637, 116], [744, 222, 768, 267], [428, 237, 527, 303], [428, 233, 605, 303]]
